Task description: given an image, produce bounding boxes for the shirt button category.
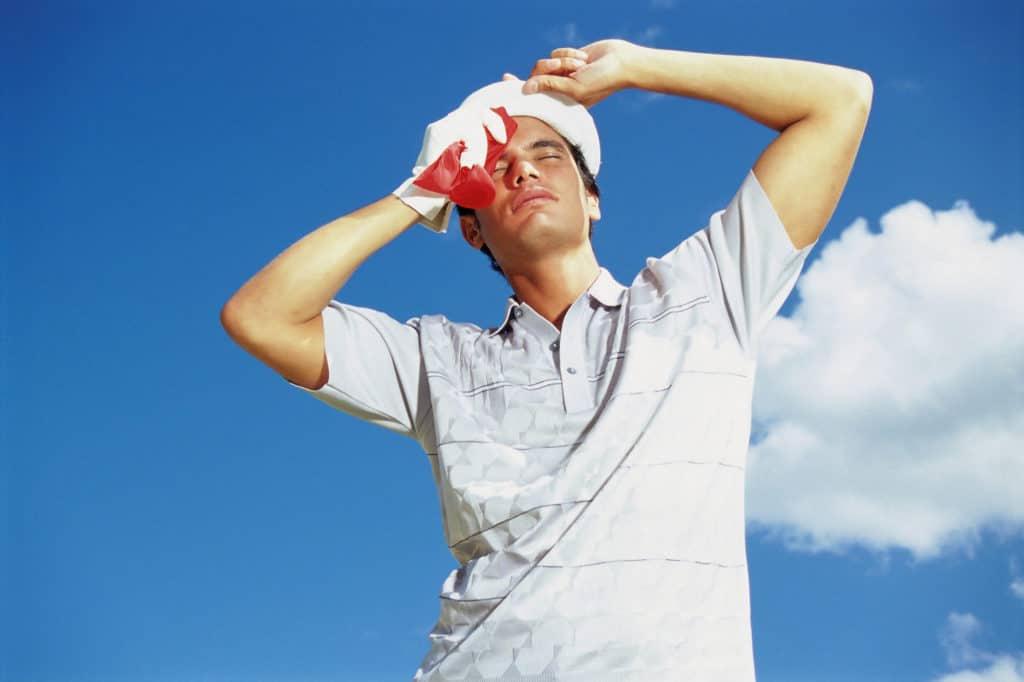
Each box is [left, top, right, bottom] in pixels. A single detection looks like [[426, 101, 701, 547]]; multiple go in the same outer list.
[[513, 308, 523, 319], [566, 367, 577, 375], [550, 340, 560, 351]]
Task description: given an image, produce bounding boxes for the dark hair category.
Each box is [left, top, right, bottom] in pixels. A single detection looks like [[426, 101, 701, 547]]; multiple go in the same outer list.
[[456, 138, 600, 276]]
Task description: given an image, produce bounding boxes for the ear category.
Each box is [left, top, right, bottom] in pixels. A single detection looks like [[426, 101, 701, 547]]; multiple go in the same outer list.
[[459, 214, 485, 249], [586, 192, 601, 222]]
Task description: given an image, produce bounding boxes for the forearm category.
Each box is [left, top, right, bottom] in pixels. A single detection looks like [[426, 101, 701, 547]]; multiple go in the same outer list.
[[222, 195, 418, 334], [626, 46, 871, 131]]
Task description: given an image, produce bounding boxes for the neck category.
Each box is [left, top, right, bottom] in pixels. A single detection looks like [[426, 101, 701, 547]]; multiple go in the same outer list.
[[504, 249, 601, 330]]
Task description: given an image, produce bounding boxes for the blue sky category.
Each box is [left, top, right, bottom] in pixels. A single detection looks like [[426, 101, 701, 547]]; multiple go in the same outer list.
[[5, 1, 1023, 681]]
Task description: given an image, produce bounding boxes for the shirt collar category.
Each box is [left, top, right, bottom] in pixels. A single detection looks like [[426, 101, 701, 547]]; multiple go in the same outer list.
[[488, 267, 627, 337]]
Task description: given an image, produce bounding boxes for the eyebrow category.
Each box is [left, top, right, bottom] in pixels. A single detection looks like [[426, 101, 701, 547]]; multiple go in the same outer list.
[[497, 138, 568, 162]]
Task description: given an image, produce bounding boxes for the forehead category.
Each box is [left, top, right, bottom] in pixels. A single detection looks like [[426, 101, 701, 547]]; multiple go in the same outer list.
[[508, 116, 565, 146]]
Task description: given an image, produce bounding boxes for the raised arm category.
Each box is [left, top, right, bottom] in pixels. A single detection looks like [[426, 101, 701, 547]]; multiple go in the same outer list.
[[221, 100, 514, 391], [220, 196, 419, 390], [521, 39, 873, 249]]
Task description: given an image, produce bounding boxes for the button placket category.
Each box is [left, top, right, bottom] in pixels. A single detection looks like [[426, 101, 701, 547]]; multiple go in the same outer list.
[[558, 296, 593, 412]]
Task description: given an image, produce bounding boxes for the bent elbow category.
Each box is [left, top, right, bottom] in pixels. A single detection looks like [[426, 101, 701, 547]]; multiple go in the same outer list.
[[848, 69, 874, 110], [220, 298, 260, 344]]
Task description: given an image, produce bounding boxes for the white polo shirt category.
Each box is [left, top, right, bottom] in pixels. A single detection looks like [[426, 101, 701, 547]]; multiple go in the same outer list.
[[289, 169, 815, 681]]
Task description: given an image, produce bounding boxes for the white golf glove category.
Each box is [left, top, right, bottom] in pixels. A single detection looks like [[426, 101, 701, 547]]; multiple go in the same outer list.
[[393, 104, 516, 233]]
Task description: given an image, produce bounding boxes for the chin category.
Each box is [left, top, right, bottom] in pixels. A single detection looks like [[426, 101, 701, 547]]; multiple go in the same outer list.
[[517, 208, 584, 232], [520, 220, 590, 252]]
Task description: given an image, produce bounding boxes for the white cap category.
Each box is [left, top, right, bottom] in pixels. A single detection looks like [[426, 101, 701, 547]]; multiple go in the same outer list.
[[458, 79, 601, 177]]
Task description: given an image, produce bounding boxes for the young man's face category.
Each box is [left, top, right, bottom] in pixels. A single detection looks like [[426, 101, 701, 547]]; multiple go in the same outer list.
[[462, 116, 600, 270]]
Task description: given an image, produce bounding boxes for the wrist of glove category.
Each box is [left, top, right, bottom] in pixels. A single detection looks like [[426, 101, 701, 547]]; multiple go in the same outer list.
[[392, 176, 452, 233], [392, 105, 517, 234]]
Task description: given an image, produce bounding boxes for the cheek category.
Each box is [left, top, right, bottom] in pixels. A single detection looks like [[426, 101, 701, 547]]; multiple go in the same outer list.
[[479, 189, 517, 225], [474, 206, 503, 237]]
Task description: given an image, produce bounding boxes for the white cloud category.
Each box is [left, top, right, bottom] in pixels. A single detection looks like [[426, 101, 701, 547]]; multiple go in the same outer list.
[[1011, 558, 1024, 600], [941, 613, 990, 668], [889, 78, 925, 91], [635, 25, 664, 45], [931, 613, 1024, 682], [546, 23, 583, 47], [612, 24, 665, 47], [933, 657, 1024, 682], [620, 90, 669, 113], [747, 198, 1024, 559]]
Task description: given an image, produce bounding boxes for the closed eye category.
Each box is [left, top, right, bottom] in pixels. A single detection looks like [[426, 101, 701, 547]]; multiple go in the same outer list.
[[492, 152, 563, 177]]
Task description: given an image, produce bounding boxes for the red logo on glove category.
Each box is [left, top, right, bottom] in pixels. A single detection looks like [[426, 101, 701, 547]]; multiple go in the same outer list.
[[412, 107, 519, 209]]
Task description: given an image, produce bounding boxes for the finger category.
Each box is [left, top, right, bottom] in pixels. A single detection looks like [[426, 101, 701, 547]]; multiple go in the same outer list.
[[480, 108, 508, 144], [530, 57, 586, 77], [460, 127, 487, 168], [549, 47, 589, 61], [523, 75, 583, 100]]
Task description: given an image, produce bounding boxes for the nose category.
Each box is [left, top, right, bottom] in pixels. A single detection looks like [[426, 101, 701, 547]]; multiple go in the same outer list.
[[510, 158, 540, 187]]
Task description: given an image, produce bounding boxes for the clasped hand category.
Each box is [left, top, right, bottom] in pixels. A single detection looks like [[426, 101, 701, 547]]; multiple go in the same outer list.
[[507, 38, 643, 108]]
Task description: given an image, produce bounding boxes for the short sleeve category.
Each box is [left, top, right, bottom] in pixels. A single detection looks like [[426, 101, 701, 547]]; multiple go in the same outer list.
[[285, 300, 430, 440], [656, 168, 816, 355]]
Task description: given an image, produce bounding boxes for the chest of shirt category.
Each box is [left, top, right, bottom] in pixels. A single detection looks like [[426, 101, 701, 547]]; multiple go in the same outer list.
[[421, 281, 752, 425]]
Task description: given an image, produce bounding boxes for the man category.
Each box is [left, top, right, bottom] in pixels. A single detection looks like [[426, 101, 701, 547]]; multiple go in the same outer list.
[[221, 39, 871, 681]]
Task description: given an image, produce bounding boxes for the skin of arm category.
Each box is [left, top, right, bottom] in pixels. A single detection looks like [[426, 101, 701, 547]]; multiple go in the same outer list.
[[522, 40, 873, 249], [220, 195, 419, 389]]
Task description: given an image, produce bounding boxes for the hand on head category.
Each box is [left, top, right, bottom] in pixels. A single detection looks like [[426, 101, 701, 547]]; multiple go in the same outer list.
[[503, 39, 642, 108], [411, 105, 518, 209], [393, 49, 611, 232]]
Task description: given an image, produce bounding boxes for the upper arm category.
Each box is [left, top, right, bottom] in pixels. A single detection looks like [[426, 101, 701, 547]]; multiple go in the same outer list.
[[654, 167, 817, 356], [276, 315, 329, 390], [752, 71, 873, 249], [221, 305, 328, 390], [222, 301, 428, 438]]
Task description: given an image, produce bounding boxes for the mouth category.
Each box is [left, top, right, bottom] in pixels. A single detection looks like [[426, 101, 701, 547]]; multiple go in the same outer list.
[[512, 187, 556, 213]]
